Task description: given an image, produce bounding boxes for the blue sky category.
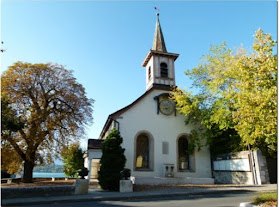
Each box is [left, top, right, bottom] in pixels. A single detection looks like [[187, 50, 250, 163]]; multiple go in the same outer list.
[[1, 1, 277, 150]]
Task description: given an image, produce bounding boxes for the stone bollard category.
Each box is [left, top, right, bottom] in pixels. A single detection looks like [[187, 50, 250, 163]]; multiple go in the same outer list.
[[119, 180, 133, 193], [75, 179, 89, 195], [130, 176, 135, 184], [7, 179, 12, 184]]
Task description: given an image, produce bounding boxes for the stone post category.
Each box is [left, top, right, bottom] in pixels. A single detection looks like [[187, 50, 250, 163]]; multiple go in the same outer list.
[[119, 180, 133, 192], [75, 179, 89, 195]]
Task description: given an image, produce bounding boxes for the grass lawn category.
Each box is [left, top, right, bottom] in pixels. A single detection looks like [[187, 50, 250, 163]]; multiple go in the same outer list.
[[252, 191, 277, 207]]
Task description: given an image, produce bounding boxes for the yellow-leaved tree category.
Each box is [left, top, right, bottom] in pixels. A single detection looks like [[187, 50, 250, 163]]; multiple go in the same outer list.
[[172, 29, 277, 157], [1, 62, 94, 182]]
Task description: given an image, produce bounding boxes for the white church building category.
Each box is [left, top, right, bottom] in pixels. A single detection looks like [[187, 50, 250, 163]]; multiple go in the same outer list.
[[85, 13, 214, 185]]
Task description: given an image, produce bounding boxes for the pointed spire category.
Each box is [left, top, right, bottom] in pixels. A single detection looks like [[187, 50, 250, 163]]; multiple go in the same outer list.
[[152, 13, 167, 53]]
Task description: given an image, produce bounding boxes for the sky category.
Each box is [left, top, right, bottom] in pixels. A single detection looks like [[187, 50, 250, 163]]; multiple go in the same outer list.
[[1, 0, 277, 151]]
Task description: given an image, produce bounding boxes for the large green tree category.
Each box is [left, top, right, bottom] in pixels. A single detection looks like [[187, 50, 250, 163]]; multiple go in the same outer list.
[[98, 129, 126, 191], [172, 29, 277, 157], [61, 142, 84, 177], [1, 62, 94, 182]]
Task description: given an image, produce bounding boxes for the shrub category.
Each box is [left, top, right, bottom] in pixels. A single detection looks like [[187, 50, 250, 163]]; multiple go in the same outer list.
[[98, 128, 126, 191], [252, 191, 277, 206], [61, 143, 84, 178]]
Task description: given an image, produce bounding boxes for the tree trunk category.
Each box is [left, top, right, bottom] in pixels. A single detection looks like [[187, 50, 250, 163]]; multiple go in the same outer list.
[[23, 160, 34, 183]]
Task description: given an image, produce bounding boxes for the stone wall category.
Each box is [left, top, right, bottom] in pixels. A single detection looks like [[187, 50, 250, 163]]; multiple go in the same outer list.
[[253, 150, 270, 184], [213, 171, 253, 184], [1, 186, 74, 199], [212, 150, 270, 185]]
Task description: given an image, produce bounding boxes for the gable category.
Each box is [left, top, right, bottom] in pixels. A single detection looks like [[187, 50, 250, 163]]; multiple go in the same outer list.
[[99, 84, 173, 139]]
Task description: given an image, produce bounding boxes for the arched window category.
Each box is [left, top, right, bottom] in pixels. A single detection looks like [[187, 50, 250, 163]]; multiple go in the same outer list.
[[148, 67, 151, 80], [178, 136, 190, 171], [135, 134, 150, 169], [160, 63, 168, 78]]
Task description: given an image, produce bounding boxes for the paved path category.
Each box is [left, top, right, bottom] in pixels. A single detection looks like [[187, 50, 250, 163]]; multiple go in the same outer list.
[[25, 191, 258, 207], [1, 184, 276, 206]]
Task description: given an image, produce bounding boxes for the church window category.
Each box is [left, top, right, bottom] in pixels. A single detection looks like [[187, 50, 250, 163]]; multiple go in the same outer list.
[[160, 62, 168, 78], [148, 67, 151, 80], [135, 134, 150, 169], [178, 136, 190, 171]]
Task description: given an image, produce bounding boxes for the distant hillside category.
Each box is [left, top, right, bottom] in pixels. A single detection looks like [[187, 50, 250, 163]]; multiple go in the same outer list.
[[33, 164, 63, 173]]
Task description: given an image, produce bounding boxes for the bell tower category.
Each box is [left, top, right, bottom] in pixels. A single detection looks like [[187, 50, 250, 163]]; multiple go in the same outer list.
[[142, 13, 179, 91]]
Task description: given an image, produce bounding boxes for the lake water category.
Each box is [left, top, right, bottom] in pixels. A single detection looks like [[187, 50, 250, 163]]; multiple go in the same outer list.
[[33, 172, 66, 178]]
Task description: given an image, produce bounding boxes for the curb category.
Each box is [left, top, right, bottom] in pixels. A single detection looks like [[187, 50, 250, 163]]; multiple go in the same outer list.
[[2, 189, 252, 206], [239, 202, 259, 207]]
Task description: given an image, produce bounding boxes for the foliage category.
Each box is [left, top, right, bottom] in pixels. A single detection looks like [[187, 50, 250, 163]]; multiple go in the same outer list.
[[1, 141, 23, 174], [252, 191, 277, 206], [61, 142, 84, 177], [206, 125, 245, 156], [230, 30, 277, 157], [1, 62, 94, 182], [98, 129, 126, 191], [172, 87, 246, 156], [1, 96, 25, 133], [172, 29, 277, 157], [1, 97, 25, 174]]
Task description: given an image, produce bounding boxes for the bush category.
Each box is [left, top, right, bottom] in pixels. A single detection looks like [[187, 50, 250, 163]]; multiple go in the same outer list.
[[252, 191, 277, 206], [61, 143, 84, 178], [98, 128, 126, 191]]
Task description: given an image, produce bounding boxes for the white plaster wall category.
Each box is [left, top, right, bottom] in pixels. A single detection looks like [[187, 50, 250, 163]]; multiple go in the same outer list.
[[91, 159, 101, 179], [103, 123, 116, 139], [145, 57, 154, 90], [88, 149, 102, 159], [115, 89, 212, 179], [84, 157, 88, 168], [145, 56, 176, 90]]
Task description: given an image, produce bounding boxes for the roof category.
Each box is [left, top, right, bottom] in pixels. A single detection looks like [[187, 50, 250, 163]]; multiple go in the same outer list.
[[142, 50, 179, 67], [142, 13, 179, 67], [153, 13, 167, 52], [99, 84, 172, 139], [88, 139, 103, 150]]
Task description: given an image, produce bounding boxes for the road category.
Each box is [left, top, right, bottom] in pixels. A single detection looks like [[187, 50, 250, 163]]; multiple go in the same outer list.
[[26, 191, 256, 207]]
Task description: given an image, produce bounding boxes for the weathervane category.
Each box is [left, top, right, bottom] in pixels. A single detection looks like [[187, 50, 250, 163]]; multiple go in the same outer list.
[[1, 41, 6, 53], [154, 6, 160, 15]]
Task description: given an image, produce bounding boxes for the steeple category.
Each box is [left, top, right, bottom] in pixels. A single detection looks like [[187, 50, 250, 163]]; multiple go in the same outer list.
[[152, 13, 167, 53], [142, 13, 179, 91]]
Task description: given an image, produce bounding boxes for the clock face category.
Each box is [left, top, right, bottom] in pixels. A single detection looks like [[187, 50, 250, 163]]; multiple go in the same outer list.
[[159, 99, 174, 115]]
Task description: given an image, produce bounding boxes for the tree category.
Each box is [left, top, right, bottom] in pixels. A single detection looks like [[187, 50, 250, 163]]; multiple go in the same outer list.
[[230, 30, 277, 157], [98, 128, 126, 191], [172, 29, 277, 157], [1, 96, 25, 174], [172, 87, 246, 156], [61, 142, 84, 177], [1, 62, 94, 182], [1, 96, 25, 133]]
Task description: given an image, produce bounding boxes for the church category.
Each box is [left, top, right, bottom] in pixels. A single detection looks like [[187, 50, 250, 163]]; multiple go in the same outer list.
[[85, 13, 214, 185]]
